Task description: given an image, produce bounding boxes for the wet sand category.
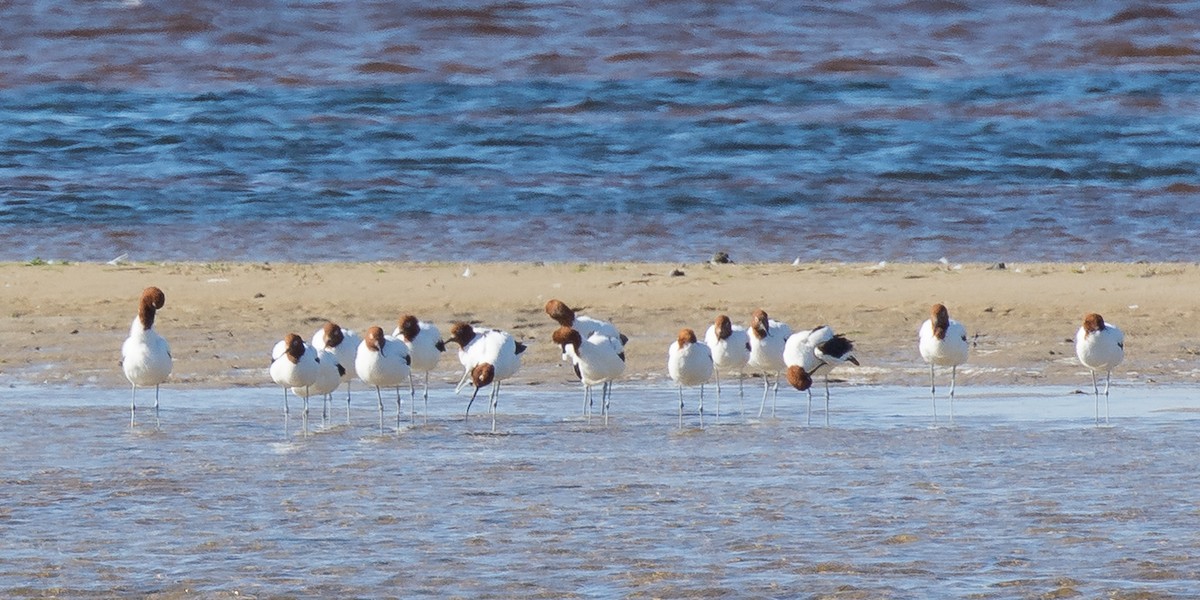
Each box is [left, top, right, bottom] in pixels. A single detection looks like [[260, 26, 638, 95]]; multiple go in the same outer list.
[[2, 260, 1196, 389]]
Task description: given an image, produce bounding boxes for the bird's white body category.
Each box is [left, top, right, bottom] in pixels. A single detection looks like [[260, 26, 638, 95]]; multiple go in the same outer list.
[[573, 316, 623, 346], [706, 323, 751, 373], [355, 335, 412, 390], [747, 319, 791, 373], [1076, 323, 1125, 372], [122, 317, 172, 389], [270, 339, 320, 389], [785, 325, 832, 373], [556, 315, 625, 362], [566, 333, 626, 387], [460, 329, 522, 383], [668, 338, 713, 387], [291, 347, 342, 399], [312, 326, 360, 383], [919, 320, 969, 367], [395, 320, 443, 374]]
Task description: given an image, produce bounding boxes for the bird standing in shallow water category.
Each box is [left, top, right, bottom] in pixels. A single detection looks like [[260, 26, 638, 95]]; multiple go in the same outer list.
[[355, 326, 412, 433], [292, 347, 344, 429], [121, 286, 172, 427], [747, 309, 791, 418], [784, 325, 858, 426], [667, 328, 713, 429], [445, 322, 526, 433], [1075, 313, 1124, 425], [553, 326, 626, 425], [705, 314, 751, 420], [545, 299, 627, 416], [918, 304, 969, 426], [312, 322, 361, 424], [394, 315, 445, 424], [270, 333, 320, 435]]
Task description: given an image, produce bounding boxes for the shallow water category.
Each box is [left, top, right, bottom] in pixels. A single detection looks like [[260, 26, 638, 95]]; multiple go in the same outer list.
[[2, 383, 1200, 598], [4, 2, 1200, 263]]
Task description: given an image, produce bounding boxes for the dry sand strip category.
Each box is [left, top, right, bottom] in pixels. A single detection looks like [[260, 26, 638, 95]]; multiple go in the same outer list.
[[3, 260, 1198, 389]]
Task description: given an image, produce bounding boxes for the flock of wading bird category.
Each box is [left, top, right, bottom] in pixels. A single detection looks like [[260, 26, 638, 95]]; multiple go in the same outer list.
[[119, 287, 1127, 433]]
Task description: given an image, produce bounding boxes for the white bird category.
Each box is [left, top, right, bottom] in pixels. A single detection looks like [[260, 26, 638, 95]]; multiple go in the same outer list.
[[291, 347, 344, 429], [444, 322, 526, 433], [120, 286, 172, 427], [918, 303, 969, 426], [704, 314, 751, 419], [783, 327, 823, 425], [545, 298, 627, 361], [312, 322, 361, 424], [355, 326, 412, 432], [1075, 313, 1125, 425], [270, 333, 320, 433], [748, 309, 791, 418], [667, 328, 713, 429], [785, 325, 858, 426], [394, 315, 445, 423], [553, 326, 626, 425]]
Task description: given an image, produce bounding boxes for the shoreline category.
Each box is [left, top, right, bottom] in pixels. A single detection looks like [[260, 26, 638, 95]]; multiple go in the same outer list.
[[3, 260, 1196, 390]]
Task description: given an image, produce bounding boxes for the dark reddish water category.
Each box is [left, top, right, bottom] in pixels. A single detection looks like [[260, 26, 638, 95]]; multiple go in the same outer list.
[[2, 1, 1199, 262]]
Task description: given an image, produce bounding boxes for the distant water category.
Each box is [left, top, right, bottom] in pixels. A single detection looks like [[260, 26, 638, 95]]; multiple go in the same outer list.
[[3, 384, 1200, 597], [4, 1, 1200, 263]]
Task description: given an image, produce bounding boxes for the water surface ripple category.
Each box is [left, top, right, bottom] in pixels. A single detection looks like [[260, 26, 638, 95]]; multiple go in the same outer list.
[[3, 1, 1200, 262], [2, 385, 1198, 597]]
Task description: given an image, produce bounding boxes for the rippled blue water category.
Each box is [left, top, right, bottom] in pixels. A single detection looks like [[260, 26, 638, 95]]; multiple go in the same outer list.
[[2, 384, 1200, 597], [4, 1, 1200, 262]]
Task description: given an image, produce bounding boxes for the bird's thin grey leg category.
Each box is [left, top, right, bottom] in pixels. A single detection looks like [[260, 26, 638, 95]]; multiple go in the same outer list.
[[824, 375, 831, 428], [409, 377, 417, 424], [302, 387, 310, 437], [807, 388, 813, 427], [603, 381, 611, 427], [949, 365, 957, 426], [1104, 370, 1112, 425], [678, 386, 685, 429], [490, 382, 499, 434], [714, 368, 721, 423], [757, 377, 769, 418], [376, 386, 385, 434], [930, 363, 938, 427], [771, 374, 779, 418], [395, 386, 403, 431]]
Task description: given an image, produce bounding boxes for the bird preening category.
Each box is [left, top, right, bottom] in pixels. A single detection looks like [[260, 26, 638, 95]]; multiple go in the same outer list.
[[121, 286, 172, 427]]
